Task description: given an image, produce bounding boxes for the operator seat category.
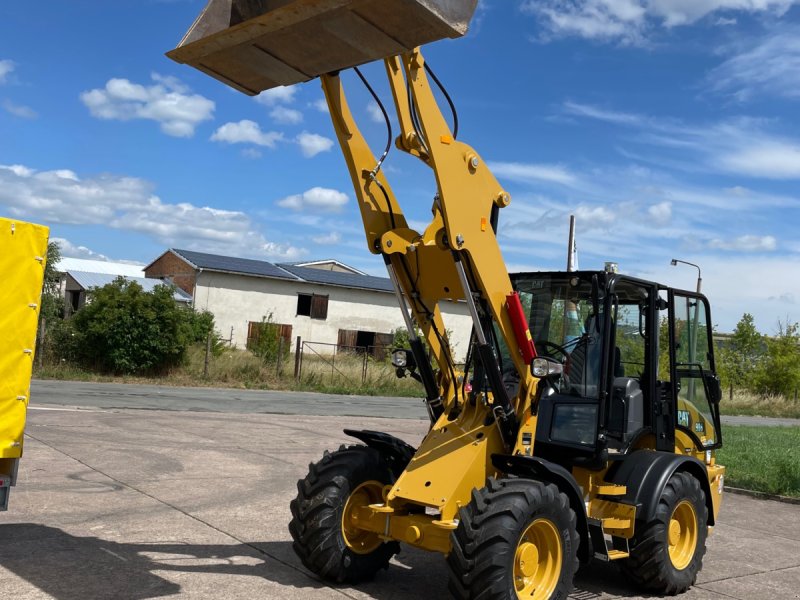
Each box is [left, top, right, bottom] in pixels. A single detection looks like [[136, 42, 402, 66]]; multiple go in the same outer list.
[[568, 316, 623, 397]]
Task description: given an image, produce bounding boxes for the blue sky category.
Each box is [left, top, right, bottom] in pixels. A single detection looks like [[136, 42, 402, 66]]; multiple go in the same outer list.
[[2, 0, 799, 333]]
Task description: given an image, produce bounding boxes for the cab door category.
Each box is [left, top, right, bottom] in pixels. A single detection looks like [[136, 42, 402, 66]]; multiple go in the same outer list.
[[668, 290, 722, 451]]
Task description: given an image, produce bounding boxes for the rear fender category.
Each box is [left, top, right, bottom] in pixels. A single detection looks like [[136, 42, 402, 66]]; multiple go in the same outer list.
[[605, 450, 714, 525]]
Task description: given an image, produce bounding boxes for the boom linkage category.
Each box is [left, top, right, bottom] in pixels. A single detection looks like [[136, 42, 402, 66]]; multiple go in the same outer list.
[[321, 49, 539, 447]]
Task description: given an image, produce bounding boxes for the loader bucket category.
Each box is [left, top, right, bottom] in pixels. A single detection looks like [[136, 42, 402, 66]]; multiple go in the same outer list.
[[167, 0, 478, 95]]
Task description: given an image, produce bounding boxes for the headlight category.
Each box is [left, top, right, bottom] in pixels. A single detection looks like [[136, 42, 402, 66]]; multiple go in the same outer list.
[[532, 357, 564, 378], [391, 349, 408, 368]]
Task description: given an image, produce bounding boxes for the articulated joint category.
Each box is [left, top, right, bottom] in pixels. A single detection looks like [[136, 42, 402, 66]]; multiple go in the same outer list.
[[346, 503, 456, 554]]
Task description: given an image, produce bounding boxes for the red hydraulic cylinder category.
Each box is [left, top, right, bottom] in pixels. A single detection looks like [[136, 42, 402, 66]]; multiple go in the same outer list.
[[506, 292, 537, 364]]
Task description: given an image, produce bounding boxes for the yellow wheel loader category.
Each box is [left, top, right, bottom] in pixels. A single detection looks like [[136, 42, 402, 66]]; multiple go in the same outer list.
[[169, 2, 725, 597], [0, 217, 49, 511]]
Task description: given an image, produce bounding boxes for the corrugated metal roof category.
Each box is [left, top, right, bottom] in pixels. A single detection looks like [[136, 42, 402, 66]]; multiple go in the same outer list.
[[172, 248, 298, 280], [277, 263, 393, 293], [67, 271, 193, 302], [59, 257, 145, 278]]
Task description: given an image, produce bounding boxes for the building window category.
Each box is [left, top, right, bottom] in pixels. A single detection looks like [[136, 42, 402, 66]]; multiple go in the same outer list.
[[297, 293, 328, 320]]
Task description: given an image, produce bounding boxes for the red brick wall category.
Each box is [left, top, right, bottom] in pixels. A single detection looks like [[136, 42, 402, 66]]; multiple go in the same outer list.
[[145, 252, 197, 296]]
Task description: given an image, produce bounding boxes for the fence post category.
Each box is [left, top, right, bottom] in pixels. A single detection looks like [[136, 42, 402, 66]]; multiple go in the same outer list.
[[362, 352, 368, 384], [276, 336, 284, 377], [203, 332, 211, 377], [37, 317, 46, 370], [294, 336, 302, 380]]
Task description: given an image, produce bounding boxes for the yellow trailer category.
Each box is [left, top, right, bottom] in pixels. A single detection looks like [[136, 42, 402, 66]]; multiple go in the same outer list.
[[0, 217, 49, 511]]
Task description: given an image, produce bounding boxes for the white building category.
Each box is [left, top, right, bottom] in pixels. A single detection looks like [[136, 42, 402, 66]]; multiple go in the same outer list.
[[144, 248, 472, 359]]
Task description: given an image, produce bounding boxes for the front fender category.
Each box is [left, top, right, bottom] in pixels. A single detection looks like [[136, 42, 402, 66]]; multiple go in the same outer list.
[[492, 454, 591, 563], [343, 429, 416, 478]]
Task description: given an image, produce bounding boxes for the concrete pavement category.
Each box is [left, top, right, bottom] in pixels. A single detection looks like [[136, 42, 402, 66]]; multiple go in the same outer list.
[[2, 397, 799, 599]]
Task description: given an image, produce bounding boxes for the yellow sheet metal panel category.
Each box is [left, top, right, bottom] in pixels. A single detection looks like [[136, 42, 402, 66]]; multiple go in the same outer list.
[[0, 217, 49, 459]]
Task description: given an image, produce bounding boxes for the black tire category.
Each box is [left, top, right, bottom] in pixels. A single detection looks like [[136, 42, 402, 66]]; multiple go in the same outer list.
[[289, 444, 400, 583], [447, 478, 579, 600], [620, 471, 708, 595]]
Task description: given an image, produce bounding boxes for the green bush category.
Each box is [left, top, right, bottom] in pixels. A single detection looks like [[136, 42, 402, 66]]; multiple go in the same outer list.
[[71, 278, 210, 374], [248, 313, 289, 364]]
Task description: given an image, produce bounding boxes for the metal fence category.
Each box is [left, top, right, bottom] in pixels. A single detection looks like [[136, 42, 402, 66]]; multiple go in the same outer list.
[[294, 339, 393, 385]]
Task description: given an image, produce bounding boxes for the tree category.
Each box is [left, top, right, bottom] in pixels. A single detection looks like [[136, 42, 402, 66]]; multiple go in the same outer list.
[[39, 241, 64, 323], [71, 278, 199, 374], [753, 320, 800, 397], [718, 313, 763, 393]]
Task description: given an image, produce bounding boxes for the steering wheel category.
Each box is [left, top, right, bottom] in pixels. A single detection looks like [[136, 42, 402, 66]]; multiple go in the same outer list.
[[535, 340, 569, 360]]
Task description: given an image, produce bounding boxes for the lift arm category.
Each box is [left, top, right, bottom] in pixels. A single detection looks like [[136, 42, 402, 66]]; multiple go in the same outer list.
[[322, 50, 539, 447]]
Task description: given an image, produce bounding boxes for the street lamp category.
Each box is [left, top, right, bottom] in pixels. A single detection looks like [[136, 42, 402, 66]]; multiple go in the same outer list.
[[670, 258, 702, 293]]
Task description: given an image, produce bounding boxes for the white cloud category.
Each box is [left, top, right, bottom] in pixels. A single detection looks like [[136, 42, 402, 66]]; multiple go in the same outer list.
[[2, 100, 36, 119], [367, 101, 385, 123], [255, 86, 296, 106], [52, 237, 111, 261], [211, 120, 284, 147], [708, 234, 777, 251], [277, 187, 349, 212], [80, 74, 214, 137], [296, 131, 334, 157], [241, 148, 263, 159], [312, 231, 342, 245], [648, 201, 672, 225], [718, 139, 800, 178], [489, 161, 578, 186], [0, 163, 304, 260], [708, 28, 800, 101], [270, 105, 303, 124], [564, 102, 800, 179], [0, 59, 15, 83], [563, 101, 645, 125], [311, 98, 329, 113], [523, 1, 800, 44]]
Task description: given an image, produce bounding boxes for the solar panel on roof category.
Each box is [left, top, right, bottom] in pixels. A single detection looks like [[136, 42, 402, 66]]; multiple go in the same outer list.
[[277, 264, 393, 293], [172, 249, 298, 280]]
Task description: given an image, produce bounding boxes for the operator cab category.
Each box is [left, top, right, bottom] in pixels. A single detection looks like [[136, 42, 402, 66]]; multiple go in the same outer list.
[[505, 271, 722, 470]]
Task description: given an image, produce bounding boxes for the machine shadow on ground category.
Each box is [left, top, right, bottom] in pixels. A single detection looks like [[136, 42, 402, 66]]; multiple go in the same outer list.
[[0, 524, 653, 600]]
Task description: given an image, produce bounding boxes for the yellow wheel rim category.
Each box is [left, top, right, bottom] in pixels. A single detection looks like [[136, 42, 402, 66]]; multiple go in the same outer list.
[[668, 500, 698, 570], [341, 480, 384, 555], [514, 518, 563, 599]]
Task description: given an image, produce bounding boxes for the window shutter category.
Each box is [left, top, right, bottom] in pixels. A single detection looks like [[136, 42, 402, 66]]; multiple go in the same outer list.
[[311, 294, 329, 320], [374, 332, 394, 360], [338, 329, 357, 348]]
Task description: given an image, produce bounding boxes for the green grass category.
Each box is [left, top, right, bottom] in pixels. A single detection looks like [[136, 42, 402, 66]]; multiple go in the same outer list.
[[717, 425, 800, 498], [34, 344, 424, 397]]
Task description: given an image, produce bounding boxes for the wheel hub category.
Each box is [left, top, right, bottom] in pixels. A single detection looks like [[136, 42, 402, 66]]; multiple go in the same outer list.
[[516, 542, 540, 578], [341, 480, 385, 555], [668, 519, 682, 546], [668, 500, 698, 570], [513, 518, 563, 600]]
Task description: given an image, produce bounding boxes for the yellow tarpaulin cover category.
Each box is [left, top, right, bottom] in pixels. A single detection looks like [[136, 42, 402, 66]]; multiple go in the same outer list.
[[0, 217, 48, 459]]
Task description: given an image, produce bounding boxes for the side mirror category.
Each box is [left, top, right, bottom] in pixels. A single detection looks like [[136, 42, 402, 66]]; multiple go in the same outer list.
[[704, 373, 722, 405], [532, 357, 564, 379]]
